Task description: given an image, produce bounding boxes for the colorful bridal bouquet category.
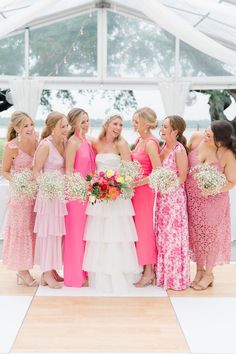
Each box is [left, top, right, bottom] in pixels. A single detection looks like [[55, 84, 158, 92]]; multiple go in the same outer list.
[[149, 167, 180, 194], [189, 163, 227, 196], [37, 171, 65, 200], [10, 169, 38, 200], [65, 173, 87, 202]]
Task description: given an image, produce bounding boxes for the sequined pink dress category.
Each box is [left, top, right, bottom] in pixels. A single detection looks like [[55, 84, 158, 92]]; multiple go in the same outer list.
[[131, 136, 159, 266], [64, 137, 95, 287], [34, 137, 67, 272], [154, 143, 190, 290], [186, 148, 231, 267], [3, 140, 35, 271]]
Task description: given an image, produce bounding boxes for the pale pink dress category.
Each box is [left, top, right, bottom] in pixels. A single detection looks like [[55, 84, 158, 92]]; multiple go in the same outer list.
[[64, 137, 95, 287], [34, 137, 67, 272], [131, 136, 159, 265], [186, 148, 231, 267], [154, 143, 190, 290], [3, 140, 35, 270]]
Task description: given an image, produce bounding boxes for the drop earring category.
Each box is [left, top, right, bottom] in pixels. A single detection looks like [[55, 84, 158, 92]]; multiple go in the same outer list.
[[17, 133, 21, 143]]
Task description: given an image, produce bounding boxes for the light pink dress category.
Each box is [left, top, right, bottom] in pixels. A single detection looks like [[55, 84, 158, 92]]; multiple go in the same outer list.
[[186, 148, 231, 267], [34, 137, 67, 272], [3, 140, 35, 271], [154, 143, 190, 290], [64, 137, 95, 287], [131, 137, 159, 266]]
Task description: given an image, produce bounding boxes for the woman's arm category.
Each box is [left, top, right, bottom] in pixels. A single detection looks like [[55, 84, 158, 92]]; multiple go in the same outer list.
[[117, 139, 131, 161], [220, 154, 236, 192], [33, 143, 49, 178], [65, 138, 80, 175], [176, 149, 188, 184], [2, 146, 17, 181]]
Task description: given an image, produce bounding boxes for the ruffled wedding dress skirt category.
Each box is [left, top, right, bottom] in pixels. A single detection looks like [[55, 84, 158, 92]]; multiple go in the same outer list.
[[83, 197, 141, 293]]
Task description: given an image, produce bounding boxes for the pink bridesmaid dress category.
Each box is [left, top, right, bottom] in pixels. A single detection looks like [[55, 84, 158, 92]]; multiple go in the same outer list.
[[34, 137, 67, 272], [64, 137, 95, 287], [3, 140, 35, 270], [131, 136, 159, 266], [186, 148, 231, 267], [154, 143, 190, 290]]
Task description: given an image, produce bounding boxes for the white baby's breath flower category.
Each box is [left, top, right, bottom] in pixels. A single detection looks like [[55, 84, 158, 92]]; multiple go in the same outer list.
[[37, 171, 64, 200], [190, 163, 227, 196], [65, 173, 87, 202], [149, 167, 179, 194], [120, 160, 143, 181], [11, 169, 38, 200], [89, 195, 96, 204]]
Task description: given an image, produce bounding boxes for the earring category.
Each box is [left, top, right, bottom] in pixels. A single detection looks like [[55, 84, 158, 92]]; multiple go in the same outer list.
[[17, 133, 21, 143]]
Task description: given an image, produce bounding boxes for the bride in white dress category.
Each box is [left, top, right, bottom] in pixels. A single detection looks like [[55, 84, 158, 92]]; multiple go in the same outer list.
[[82, 113, 141, 293]]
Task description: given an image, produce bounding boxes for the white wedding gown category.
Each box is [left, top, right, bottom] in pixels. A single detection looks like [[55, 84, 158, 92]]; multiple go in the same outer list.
[[82, 153, 141, 293]]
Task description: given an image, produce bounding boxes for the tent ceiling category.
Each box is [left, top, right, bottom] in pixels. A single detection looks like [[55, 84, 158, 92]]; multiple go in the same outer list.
[[1, 0, 236, 52]]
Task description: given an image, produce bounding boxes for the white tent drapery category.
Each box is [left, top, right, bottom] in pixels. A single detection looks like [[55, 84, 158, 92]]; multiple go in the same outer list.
[[10, 79, 44, 119], [159, 81, 191, 117]]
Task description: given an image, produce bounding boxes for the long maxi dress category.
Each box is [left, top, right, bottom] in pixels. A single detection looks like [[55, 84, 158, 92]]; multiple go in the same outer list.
[[3, 140, 35, 271], [186, 148, 231, 267], [131, 136, 159, 267], [82, 153, 141, 293], [154, 142, 190, 290], [64, 136, 95, 287], [34, 137, 67, 272]]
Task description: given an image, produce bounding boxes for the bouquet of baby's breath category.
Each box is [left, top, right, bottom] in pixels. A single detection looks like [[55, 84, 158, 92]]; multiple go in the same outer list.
[[37, 171, 65, 200], [65, 173, 87, 202], [149, 167, 179, 194], [10, 169, 38, 200], [119, 160, 143, 182], [190, 163, 227, 196]]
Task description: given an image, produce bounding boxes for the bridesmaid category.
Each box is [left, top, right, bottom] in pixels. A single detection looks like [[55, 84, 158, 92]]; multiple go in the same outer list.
[[33, 112, 68, 289], [186, 120, 236, 290], [64, 108, 95, 287], [2, 111, 38, 286], [131, 107, 161, 287], [154, 115, 190, 290]]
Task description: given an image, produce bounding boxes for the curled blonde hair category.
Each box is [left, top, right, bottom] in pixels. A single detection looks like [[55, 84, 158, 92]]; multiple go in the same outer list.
[[41, 112, 66, 140], [7, 111, 32, 142], [67, 108, 88, 138], [135, 107, 158, 130], [98, 113, 123, 141]]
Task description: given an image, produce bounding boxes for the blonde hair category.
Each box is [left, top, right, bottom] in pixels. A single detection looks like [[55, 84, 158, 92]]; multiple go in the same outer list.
[[7, 111, 32, 142], [98, 113, 123, 141], [166, 115, 188, 153], [67, 108, 88, 138], [135, 107, 158, 130], [41, 112, 66, 139]]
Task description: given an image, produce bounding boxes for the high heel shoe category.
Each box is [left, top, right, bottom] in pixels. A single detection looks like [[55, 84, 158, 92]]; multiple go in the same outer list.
[[16, 273, 38, 287], [134, 274, 156, 288], [40, 272, 62, 289], [52, 269, 64, 282], [193, 273, 214, 291], [190, 269, 205, 288]]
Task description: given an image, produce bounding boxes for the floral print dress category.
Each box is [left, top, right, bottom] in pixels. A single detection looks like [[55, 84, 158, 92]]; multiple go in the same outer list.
[[154, 143, 190, 290]]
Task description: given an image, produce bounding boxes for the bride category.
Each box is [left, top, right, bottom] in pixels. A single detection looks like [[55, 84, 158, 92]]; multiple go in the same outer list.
[[82, 113, 141, 293]]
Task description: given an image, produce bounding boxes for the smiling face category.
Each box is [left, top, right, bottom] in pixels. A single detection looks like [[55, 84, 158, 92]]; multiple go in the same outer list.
[[53, 116, 69, 139], [79, 113, 89, 135], [106, 117, 123, 140], [160, 118, 177, 142], [17, 117, 35, 138], [203, 126, 214, 146]]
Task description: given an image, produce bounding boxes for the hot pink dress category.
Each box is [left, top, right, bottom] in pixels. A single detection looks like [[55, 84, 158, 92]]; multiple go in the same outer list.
[[131, 137, 159, 266], [186, 148, 231, 267], [3, 140, 35, 271], [154, 143, 190, 290], [34, 137, 67, 272], [64, 137, 95, 287]]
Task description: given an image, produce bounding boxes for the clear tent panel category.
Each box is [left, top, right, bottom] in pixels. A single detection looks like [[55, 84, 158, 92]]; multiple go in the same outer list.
[[180, 41, 236, 77], [0, 33, 25, 76], [107, 10, 175, 79], [29, 11, 97, 77]]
